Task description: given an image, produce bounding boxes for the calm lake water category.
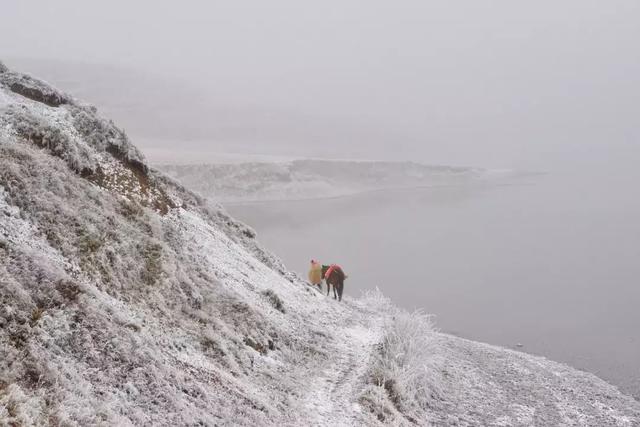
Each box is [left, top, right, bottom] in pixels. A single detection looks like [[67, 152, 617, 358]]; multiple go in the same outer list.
[[226, 170, 640, 398]]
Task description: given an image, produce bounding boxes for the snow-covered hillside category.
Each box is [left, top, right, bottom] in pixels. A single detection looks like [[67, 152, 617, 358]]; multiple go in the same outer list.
[[159, 160, 517, 203], [1, 62, 639, 426]]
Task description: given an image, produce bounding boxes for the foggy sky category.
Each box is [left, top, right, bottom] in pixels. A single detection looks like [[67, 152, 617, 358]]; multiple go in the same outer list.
[[1, 1, 639, 169]]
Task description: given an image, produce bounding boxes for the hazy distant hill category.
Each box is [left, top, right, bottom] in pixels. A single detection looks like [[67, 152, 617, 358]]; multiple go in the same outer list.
[[159, 160, 507, 203]]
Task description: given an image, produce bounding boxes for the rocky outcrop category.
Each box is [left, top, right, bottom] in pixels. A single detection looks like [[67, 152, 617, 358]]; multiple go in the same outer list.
[[0, 69, 72, 107]]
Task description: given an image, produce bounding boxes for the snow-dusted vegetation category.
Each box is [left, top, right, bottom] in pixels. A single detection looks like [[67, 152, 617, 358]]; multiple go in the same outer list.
[[159, 160, 515, 203], [362, 309, 442, 424], [1, 62, 639, 426]]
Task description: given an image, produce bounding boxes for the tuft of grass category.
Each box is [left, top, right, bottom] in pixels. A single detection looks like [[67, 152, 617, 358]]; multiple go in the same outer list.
[[55, 280, 83, 302], [359, 386, 396, 423], [30, 307, 45, 327], [141, 242, 163, 286], [360, 288, 395, 314], [244, 337, 267, 355], [201, 336, 225, 357], [261, 289, 285, 313], [78, 232, 103, 254], [119, 199, 144, 219], [368, 310, 443, 422]]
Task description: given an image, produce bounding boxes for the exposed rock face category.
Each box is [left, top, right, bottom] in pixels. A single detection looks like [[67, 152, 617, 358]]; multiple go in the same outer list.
[[0, 70, 72, 107]]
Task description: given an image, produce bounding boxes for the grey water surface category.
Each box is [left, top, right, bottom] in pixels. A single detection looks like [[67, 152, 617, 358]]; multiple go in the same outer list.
[[226, 169, 640, 399]]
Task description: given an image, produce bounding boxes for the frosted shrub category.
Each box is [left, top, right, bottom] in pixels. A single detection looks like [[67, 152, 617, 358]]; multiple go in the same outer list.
[[69, 106, 146, 168], [359, 288, 394, 314], [368, 310, 443, 422], [261, 289, 285, 313], [3, 107, 95, 175]]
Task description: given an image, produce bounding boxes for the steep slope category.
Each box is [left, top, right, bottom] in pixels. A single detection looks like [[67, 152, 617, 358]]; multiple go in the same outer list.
[[1, 62, 639, 427], [0, 61, 366, 425]]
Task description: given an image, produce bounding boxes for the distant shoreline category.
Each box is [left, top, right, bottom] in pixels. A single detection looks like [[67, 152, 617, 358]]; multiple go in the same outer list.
[[219, 180, 540, 206]]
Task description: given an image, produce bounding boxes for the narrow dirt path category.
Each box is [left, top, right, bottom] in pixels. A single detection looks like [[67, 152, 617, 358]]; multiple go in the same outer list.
[[300, 300, 384, 426]]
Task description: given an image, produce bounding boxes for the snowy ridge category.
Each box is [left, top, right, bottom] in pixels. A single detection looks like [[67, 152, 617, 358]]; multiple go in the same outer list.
[[1, 61, 639, 426], [159, 160, 518, 203]]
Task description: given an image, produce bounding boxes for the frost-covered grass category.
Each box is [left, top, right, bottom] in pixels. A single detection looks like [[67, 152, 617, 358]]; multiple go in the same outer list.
[[371, 311, 442, 416], [357, 306, 444, 425], [0, 62, 312, 425], [1, 62, 639, 427], [262, 289, 285, 313], [357, 289, 640, 426], [356, 290, 445, 424]]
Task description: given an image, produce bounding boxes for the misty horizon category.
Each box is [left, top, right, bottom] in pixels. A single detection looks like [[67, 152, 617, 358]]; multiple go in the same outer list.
[[2, 1, 639, 172]]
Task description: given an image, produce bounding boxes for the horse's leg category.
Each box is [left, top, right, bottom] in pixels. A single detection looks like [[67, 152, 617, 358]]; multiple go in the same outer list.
[[333, 281, 337, 299], [338, 281, 343, 302], [326, 280, 330, 296]]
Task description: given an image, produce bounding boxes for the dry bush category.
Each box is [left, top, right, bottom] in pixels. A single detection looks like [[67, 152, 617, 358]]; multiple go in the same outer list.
[[261, 289, 285, 313], [368, 310, 444, 423]]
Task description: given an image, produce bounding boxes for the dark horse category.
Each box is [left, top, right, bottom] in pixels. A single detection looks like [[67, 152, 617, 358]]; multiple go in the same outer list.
[[321, 265, 347, 301]]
